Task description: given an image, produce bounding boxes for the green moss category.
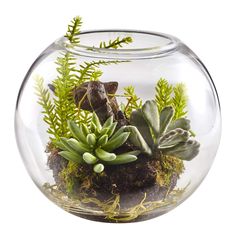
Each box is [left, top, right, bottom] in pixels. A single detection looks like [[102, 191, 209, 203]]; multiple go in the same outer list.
[[156, 155, 185, 187], [162, 155, 185, 174], [59, 161, 80, 194], [59, 160, 96, 194]]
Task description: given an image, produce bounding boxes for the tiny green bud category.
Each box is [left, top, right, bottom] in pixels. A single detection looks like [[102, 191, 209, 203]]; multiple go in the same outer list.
[[93, 163, 104, 173]]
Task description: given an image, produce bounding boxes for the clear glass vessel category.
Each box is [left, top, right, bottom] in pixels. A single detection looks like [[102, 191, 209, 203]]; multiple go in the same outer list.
[[15, 30, 221, 223]]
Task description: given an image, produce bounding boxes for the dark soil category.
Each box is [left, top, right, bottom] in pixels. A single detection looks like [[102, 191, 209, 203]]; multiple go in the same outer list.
[[92, 154, 161, 194], [47, 148, 68, 188]]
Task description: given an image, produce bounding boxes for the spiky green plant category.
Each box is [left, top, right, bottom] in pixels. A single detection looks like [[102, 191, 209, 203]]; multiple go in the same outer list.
[[35, 16, 134, 141], [172, 83, 188, 120], [52, 53, 79, 137], [155, 78, 173, 113], [34, 76, 60, 141], [127, 100, 200, 161], [64, 16, 82, 45], [74, 60, 127, 85], [155, 78, 188, 120], [55, 113, 140, 173], [99, 36, 133, 49], [122, 86, 142, 118]]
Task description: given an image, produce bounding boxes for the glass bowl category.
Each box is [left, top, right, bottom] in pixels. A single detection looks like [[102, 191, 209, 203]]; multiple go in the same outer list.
[[15, 30, 221, 223]]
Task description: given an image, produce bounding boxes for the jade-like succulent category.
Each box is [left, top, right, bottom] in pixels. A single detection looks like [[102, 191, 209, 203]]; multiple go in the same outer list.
[[55, 113, 140, 173], [126, 100, 200, 161]]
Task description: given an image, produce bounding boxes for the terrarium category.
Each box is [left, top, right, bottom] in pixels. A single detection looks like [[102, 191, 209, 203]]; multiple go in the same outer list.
[[15, 17, 221, 222]]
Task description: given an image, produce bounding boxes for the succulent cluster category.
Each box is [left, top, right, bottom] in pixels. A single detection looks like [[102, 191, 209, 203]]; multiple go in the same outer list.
[[126, 100, 200, 160], [55, 113, 140, 173]]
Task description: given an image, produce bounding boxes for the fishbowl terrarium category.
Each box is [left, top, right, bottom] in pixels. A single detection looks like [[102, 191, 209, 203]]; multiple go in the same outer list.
[[15, 17, 221, 222]]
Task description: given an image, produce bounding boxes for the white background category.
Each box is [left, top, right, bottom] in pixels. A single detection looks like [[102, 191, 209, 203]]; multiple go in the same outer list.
[[0, 0, 235, 235]]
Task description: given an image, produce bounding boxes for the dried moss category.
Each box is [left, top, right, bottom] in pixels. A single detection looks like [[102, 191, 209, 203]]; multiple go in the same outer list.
[[43, 183, 187, 222]]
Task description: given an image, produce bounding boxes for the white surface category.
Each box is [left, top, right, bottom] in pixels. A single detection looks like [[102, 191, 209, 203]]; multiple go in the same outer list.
[[0, 0, 235, 235]]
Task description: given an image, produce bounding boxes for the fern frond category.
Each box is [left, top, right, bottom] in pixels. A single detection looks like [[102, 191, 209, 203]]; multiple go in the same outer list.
[[90, 70, 103, 81], [123, 86, 142, 118], [172, 83, 188, 120], [34, 76, 60, 141], [99, 36, 133, 49], [52, 52, 79, 137], [75, 60, 126, 84], [155, 78, 188, 119], [55, 52, 77, 83], [36, 17, 134, 142], [77, 109, 93, 126], [155, 78, 173, 113], [64, 16, 82, 45]]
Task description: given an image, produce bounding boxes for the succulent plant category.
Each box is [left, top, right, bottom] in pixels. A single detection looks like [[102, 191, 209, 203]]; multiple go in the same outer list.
[[126, 100, 200, 161], [55, 113, 140, 173]]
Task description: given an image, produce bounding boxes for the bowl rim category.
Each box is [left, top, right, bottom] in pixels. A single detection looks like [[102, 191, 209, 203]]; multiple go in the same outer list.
[[55, 29, 181, 59]]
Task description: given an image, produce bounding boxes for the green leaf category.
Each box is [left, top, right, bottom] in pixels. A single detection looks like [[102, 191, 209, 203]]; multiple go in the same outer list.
[[142, 100, 160, 137], [77, 60, 127, 84], [125, 126, 152, 156], [155, 78, 188, 120], [59, 151, 83, 163], [67, 138, 91, 154], [90, 122, 98, 134], [91, 112, 102, 131], [159, 106, 174, 136], [158, 128, 190, 149], [99, 127, 110, 136], [102, 116, 113, 129], [172, 83, 188, 120], [86, 133, 96, 146], [99, 36, 133, 49], [52, 53, 78, 138], [64, 16, 82, 45], [106, 122, 117, 137], [95, 148, 116, 161], [54, 140, 66, 150], [83, 152, 98, 164], [93, 163, 104, 173], [81, 123, 90, 136], [102, 132, 130, 152], [109, 126, 126, 141], [34, 76, 59, 141], [124, 150, 141, 156], [67, 120, 87, 143], [167, 118, 191, 131], [162, 140, 200, 161], [155, 78, 173, 113], [130, 109, 153, 146], [60, 137, 78, 153], [97, 134, 108, 146], [108, 152, 138, 165], [123, 86, 142, 118]]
